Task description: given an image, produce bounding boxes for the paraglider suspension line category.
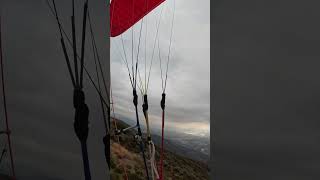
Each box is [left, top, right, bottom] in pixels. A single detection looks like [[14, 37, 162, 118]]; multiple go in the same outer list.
[[159, 93, 166, 180], [133, 90, 150, 180], [0, 17, 16, 178], [81, 141, 91, 180]]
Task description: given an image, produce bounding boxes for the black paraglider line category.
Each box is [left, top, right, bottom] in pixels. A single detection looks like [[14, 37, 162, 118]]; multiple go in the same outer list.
[[159, 1, 176, 179], [113, 1, 134, 89], [47, 0, 110, 107], [111, 3, 134, 89], [137, 69, 145, 96], [71, 0, 80, 88], [131, 0, 135, 86], [111, 1, 169, 180], [131, 0, 150, 179], [113, 36, 134, 89], [80, 1, 88, 89], [110, 0, 152, 179], [0, 16, 16, 179], [120, 35, 134, 88], [89, 13, 111, 106], [159, 40, 164, 91], [88, 12, 110, 133], [135, 4, 165, 180], [144, 3, 148, 94], [50, 0, 76, 88], [91, 24, 107, 131], [48, 2, 115, 175], [76, 0, 93, 179], [134, 18, 145, 89], [88, 10, 112, 168], [146, 4, 165, 92], [75, 1, 92, 178], [50, 0, 101, 179], [163, 0, 175, 93], [50, 0, 175, 179]]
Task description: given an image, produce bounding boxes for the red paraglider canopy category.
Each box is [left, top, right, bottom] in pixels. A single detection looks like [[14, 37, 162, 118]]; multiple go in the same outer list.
[[110, 0, 165, 37]]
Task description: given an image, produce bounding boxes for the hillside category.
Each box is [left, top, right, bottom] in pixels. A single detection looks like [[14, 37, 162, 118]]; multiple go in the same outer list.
[[110, 119, 209, 180]]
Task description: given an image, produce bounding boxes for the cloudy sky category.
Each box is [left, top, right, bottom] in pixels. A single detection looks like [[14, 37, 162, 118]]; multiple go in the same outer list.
[[110, 0, 210, 138]]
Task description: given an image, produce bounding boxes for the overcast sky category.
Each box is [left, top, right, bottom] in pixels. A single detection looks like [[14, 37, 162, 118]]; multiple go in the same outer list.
[[110, 0, 210, 138]]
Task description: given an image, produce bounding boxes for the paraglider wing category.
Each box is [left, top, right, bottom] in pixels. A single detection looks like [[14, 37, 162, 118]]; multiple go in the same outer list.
[[110, 0, 165, 37]]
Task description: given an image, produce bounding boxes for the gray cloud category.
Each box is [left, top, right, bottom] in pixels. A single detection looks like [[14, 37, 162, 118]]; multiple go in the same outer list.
[[110, 0, 210, 137]]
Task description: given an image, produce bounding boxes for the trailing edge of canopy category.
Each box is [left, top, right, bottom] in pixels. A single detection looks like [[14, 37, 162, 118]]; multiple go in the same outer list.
[[110, 0, 166, 37]]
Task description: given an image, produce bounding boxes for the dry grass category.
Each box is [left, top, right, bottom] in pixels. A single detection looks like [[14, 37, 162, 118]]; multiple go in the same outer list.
[[110, 119, 209, 180]]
